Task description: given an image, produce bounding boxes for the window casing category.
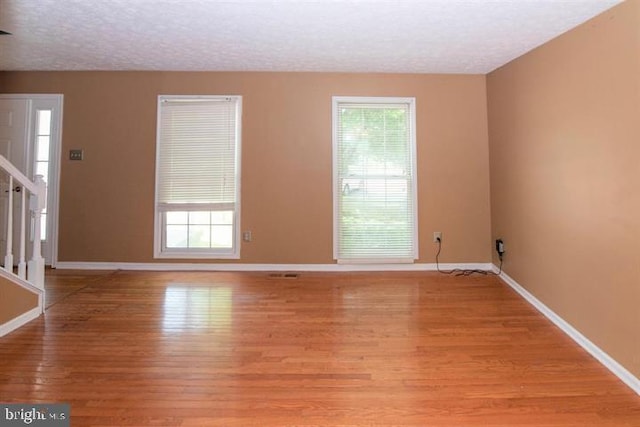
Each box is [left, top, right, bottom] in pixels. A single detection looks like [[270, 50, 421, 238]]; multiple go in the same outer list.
[[333, 96, 418, 263], [155, 96, 242, 258]]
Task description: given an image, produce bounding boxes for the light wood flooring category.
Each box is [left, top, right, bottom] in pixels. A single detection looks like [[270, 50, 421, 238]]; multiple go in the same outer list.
[[1, 269, 639, 426]]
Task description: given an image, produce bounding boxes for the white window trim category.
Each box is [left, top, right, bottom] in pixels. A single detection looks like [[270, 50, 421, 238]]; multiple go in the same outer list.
[[332, 96, 419, 264], [153, 95, 242, 259]]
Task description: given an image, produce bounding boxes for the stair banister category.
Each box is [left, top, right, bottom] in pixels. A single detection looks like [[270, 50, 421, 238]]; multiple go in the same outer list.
[[0, 154, 47, 301], [27, 175, 46, 290]]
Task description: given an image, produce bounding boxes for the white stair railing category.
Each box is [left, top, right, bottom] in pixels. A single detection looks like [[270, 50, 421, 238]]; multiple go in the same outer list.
[[0, 154, 46, 310]]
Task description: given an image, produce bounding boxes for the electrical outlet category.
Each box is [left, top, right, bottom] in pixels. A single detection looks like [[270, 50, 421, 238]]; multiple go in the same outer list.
[[242, 231, 252, 242], [433, 232, 442, 243], [495, 239, 505, 255]]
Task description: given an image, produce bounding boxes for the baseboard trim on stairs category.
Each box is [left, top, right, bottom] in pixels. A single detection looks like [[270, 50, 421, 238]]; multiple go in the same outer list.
[[494, 265, 640, 396], [55, 261, 494, 272], [0, 306, 42, 338], [0, 267, 44, 295]]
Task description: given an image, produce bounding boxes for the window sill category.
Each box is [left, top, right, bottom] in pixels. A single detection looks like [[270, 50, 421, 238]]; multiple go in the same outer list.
[[336, 258, 415, 265], [155, 250, 240, 260]]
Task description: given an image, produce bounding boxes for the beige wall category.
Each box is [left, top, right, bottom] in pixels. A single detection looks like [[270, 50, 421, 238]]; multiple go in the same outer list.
[[487, 0, 640, 378], [0, 277, 38, 325], [0, 72, 492, 264]]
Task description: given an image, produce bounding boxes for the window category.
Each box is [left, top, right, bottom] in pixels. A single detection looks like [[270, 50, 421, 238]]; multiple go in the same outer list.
[[34, 109, 52, 241], [333, 96, 418, 263], [155, 96, 242, 258]]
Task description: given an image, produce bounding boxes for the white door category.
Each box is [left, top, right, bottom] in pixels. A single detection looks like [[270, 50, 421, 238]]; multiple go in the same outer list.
[[0, 99, 29, 264], [0, 95, 63, 267]]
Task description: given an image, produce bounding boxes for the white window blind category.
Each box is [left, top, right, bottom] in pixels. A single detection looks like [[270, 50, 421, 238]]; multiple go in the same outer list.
[[157, 97, 238, 206], [333, 96, 418, 263], [155, 96, 241, 258]]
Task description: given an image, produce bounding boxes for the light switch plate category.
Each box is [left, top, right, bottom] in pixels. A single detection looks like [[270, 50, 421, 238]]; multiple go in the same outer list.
[[69, 149, 83, 160]]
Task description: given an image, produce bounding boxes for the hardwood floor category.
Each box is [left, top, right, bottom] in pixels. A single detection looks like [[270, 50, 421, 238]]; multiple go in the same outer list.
[[43, 268, 119, 308], [1, 270, 639, 426]]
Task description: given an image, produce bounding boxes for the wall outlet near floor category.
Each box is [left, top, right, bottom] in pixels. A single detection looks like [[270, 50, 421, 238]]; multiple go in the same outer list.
[[433, 231, 442, 243], [242, 231, 252, 242]]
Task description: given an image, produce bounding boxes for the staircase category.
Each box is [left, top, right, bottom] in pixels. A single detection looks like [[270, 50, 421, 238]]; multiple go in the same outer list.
[[0, 154, 46, 337]]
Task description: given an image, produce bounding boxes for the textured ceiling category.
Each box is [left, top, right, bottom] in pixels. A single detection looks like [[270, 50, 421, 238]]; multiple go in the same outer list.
[[0, 0, 622, 74]]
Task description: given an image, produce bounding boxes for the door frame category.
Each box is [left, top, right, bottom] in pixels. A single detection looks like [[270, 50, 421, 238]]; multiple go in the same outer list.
[[0, 94, 63, 268]]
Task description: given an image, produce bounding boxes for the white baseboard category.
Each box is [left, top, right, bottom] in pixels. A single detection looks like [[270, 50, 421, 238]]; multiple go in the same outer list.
[[55, 261, 494, 272], [0, 306, 42, 338], [494, 265, 640, 396]]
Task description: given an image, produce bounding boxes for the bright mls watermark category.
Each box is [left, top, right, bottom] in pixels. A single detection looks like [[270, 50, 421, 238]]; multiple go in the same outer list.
[[1, 404, 69, 426]]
